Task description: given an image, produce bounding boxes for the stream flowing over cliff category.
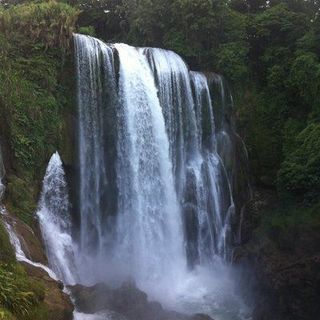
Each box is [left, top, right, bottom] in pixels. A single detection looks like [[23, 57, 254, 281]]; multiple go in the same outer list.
[[38, 34, 252, 320]]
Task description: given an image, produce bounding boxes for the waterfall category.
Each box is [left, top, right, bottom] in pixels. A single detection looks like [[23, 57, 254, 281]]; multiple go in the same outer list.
[[36, 34, 251, 319], [36, 152, 76, 284], [113, 43, 184, 286], [72, 33, 246, 279]]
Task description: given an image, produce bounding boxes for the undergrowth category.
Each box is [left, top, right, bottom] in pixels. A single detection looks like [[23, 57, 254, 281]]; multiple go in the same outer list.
[[0, 264, 45, 319]]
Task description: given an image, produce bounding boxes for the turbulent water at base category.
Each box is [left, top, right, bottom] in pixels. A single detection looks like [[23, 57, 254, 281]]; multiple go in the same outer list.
[[38, 34, 252, 320]]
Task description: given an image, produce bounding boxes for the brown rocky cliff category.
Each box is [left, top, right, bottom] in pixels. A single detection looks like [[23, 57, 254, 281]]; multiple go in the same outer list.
[[21, 262, 74, 320]]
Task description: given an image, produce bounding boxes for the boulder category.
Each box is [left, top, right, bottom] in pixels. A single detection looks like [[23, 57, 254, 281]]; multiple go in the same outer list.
[[21, 262, 74, 320], [69, 281, 215, 320]]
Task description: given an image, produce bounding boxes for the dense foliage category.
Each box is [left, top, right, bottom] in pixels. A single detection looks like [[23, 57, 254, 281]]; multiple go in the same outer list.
[[0, 1, 78, 172], [278, 123, 320, 199], [0, 1, 78, 224], [0, 263, 46, 320]]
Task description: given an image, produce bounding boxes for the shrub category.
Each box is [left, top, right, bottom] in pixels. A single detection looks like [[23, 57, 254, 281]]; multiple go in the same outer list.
[[78, 25, 96, 36], [0, 1, 79, 50], [254, 201, 320, 253], [277, 123, 320, 199], [0, 0, 77, 192], [5, 176, 37, 225], [0, 264, 44, 317]]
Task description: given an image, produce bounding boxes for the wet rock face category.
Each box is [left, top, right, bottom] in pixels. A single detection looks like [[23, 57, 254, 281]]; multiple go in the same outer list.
[[15, 216, 48, 264], [69, 281, 214, 320], [2, 212, 48, 264]]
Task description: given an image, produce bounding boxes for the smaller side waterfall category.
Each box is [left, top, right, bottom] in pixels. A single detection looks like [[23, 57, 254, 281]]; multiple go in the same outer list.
[[1, 213, 58, 281], [37, 152, 77, 284]]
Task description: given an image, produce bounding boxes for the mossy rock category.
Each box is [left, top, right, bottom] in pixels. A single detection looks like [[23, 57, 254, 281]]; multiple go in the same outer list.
[[5, 175, 37, 225], [0, 221, 15, 263], [0, 1, 77, 198], [21, 263, 74, 320], [0, 263, 46, 319], [0, 262, 71, 320]]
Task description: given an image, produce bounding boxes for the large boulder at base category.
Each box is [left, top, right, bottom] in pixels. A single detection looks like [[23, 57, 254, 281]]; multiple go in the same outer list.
[[21, 262, 74, 320], [69, 281, 214, 320]]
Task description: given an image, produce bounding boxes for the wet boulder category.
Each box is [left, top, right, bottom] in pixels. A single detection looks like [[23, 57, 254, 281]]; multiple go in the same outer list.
[[69, 281, 215, 320]]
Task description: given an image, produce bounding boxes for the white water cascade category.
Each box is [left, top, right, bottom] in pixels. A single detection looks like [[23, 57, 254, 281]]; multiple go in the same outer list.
[[37, 34, 252, 320], [37, 152, 77, 284]]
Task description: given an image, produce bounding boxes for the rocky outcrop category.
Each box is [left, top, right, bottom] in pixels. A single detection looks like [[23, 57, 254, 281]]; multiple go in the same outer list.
[[21, 262, 74, 320], [13, 216, 48, 264], [250, 249, 320, 320], [69, 281, 214, 320], [236, 189, 320, 320]]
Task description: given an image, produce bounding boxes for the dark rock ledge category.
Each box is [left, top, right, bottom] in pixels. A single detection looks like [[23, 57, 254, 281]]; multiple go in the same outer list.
[[69, 281, 214, 320]]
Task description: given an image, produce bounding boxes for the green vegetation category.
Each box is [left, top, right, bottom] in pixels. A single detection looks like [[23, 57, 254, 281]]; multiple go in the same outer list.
[[5, 176, 37, 225], [278, 123, 320, 200], [0, 0, 78, 223], [0, 2, 78, 313], [0, 222, 15, 263], [0, 0, 78, 171], [254, 200, 320, 253], [0, 1, 78, 50], [0, 264, 46, 320], [78, 25, 96, 36], [0, 227, 46, 319]]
